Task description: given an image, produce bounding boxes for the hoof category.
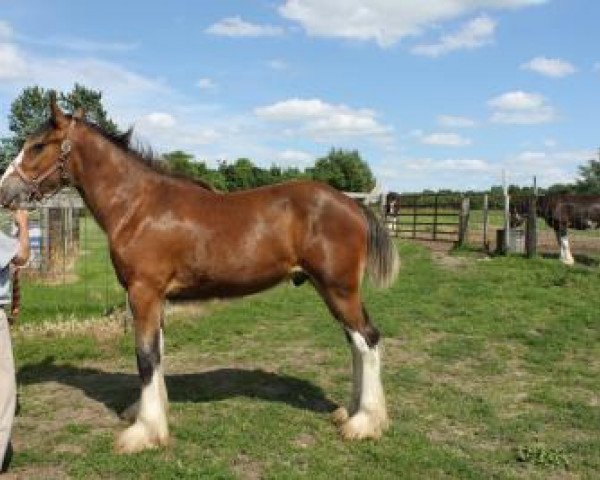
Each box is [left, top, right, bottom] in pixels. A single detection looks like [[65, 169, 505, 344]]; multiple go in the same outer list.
[[339, 411, 389, 441], [331, 406, 349, 425], [561, 258, 575, 266], [115, 422, 168, 454]]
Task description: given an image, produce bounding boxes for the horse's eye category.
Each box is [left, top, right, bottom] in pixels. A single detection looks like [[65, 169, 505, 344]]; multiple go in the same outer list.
[[31, 142, 45, 154]]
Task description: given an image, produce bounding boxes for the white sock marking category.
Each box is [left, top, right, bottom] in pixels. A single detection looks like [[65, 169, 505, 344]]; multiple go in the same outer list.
[[559, 234, 574, 264], [347, 330, 387, 427]]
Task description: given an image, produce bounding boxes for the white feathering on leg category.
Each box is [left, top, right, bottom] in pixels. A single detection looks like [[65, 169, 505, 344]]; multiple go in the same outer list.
[[340, 331, 388, 440]]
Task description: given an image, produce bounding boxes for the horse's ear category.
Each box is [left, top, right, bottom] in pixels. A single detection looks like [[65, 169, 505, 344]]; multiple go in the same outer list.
[[73, 107, 86, 121], [49, 91, 68, 127]]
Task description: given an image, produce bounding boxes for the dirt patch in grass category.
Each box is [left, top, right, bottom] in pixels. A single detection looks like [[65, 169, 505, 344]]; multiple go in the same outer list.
[[231, 453, 264, 480], [3, 465, 67, 480], [292, 432, 316, 449], [12, 380, 121, 453], [14, 313, 126, 338], [431, 251, 472, 270]]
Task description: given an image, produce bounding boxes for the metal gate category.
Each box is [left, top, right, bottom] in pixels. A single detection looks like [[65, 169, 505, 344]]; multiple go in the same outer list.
[[384, 193, 468, 243]]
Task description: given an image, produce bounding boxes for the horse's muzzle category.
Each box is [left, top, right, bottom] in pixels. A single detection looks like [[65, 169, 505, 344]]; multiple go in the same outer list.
[[0, 174, 30, 209]]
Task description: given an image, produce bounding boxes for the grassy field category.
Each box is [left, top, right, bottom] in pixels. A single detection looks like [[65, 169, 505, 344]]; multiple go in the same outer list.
[[18, 215, 124, 324], [7, 241, 600, 479]]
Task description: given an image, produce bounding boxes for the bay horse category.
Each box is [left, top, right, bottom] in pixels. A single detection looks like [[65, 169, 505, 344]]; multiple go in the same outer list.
[[510, 194, 600, 265], [0, 96, 399, 453]]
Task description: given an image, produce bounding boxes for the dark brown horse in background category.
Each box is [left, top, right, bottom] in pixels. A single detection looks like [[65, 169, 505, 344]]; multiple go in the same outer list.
[[0, 96, 399, 452], [510, 194, 600, 264]]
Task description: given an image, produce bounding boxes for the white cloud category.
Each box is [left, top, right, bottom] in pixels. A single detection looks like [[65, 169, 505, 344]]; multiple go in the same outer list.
[[267, 59, 289, 71], [420, 132, 472, 147], [197, 78, 218, 91], [205, 16, 284, 37], [411, 15, 496, 57], [275, 149, 314, 167], [379, 155, 497, 191], [255, 98, 392, 141], [0, 20, 137, 53], [0, 21, 13, 40], [504, 148, 594, 185], [404, 158, 491, 172], [139, 112, 176, 129], [24, 36, 139, 53], [521, 56, 576, 78], [0, 45, 168, 100], [180, 128, 221, 146], [0, 43, 28, 80], [135, 111, 223, 149], [279, 0, 545, 47], [437, 115, 477, 128], [489, 91, 544, 110], [488, 90, 556, 124]]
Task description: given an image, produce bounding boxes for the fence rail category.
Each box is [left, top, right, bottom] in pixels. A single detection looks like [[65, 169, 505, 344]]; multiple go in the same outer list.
[[384, 192, 600, 262], [0, 193, 124, 324], [384, 194, 469, 244]]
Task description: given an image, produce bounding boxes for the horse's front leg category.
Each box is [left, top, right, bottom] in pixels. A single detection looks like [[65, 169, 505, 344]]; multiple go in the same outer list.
[[116, 283, 169, 453], [555, 227, 575, 265]]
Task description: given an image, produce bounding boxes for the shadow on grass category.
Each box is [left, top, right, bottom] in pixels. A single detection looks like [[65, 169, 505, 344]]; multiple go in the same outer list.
[[17, 357, 337, 415], [539, 251, 600, 267]]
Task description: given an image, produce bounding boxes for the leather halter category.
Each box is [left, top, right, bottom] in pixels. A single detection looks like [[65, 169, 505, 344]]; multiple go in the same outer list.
[[14, 119, 75, 201]]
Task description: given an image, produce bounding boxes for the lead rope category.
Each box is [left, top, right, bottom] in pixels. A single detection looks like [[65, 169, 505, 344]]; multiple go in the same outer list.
[[8, 267, 19, 325]]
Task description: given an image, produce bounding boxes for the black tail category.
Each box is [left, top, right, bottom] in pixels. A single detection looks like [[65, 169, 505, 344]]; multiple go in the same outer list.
[[361, 205, 400, 288]]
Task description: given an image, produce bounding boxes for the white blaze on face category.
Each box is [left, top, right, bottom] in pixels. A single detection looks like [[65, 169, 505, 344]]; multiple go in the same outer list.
[[0, 148, 24, 188]]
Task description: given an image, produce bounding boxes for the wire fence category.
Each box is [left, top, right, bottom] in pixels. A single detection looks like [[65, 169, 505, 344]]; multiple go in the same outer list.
[[0, 201, 124, 325]]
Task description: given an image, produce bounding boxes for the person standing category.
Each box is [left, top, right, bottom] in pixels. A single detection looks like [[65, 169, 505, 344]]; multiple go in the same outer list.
[[0, 209, 29, 474]]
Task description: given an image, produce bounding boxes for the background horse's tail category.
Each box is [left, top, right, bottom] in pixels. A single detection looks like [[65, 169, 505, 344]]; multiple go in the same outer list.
[[361, 205, 400, 289]]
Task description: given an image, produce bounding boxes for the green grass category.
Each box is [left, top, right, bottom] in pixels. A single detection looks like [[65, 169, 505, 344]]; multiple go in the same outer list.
[[19, 215, 124, 324], [9, 241, 600, 479]]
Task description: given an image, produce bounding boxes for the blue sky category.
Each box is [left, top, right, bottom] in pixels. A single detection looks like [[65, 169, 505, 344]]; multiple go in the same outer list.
[[0, 0, 598, 192]]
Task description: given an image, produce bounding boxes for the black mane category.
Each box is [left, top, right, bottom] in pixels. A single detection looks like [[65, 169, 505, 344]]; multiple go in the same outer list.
[[80, 119, 216, 192], [38, 116, 216, 192]]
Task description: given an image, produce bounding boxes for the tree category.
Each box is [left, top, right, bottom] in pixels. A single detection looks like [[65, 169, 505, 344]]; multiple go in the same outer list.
[[0, 86, 51, 167], [308, 148, 375, 192], [163, 150, 228, 190], [163, 150, 197, 177], [218, 158, 258, 191], [60, 83, 119, 135], [1, 84, 120, 170], [575, 152, 600, 194]]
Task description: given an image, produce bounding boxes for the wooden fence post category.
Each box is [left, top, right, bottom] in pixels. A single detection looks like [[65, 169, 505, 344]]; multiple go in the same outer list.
[[503, 193, 510, 255], [458, 197, 470, 247], [433, 195, 439, 241], [412, 197, 417, 239], [526, 195, 537, 258], [483, 194, 489, 252]]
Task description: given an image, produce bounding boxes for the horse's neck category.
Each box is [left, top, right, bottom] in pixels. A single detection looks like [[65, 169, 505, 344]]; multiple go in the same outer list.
[[73, 142, 154, 236]]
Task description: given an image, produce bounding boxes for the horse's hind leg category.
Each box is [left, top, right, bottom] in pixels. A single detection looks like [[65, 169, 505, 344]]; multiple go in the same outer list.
[[116, 284, 169, 453], [320, 286, 388, 440]]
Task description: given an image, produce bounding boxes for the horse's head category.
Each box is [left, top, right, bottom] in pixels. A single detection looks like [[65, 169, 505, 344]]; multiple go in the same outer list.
[[0, 93, 82, 208], [509, 198, 528, 228]]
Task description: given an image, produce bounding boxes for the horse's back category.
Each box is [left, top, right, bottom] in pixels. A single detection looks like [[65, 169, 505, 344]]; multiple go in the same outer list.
[[151, 180, 369, 299], [543, 195, 600, 230]]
